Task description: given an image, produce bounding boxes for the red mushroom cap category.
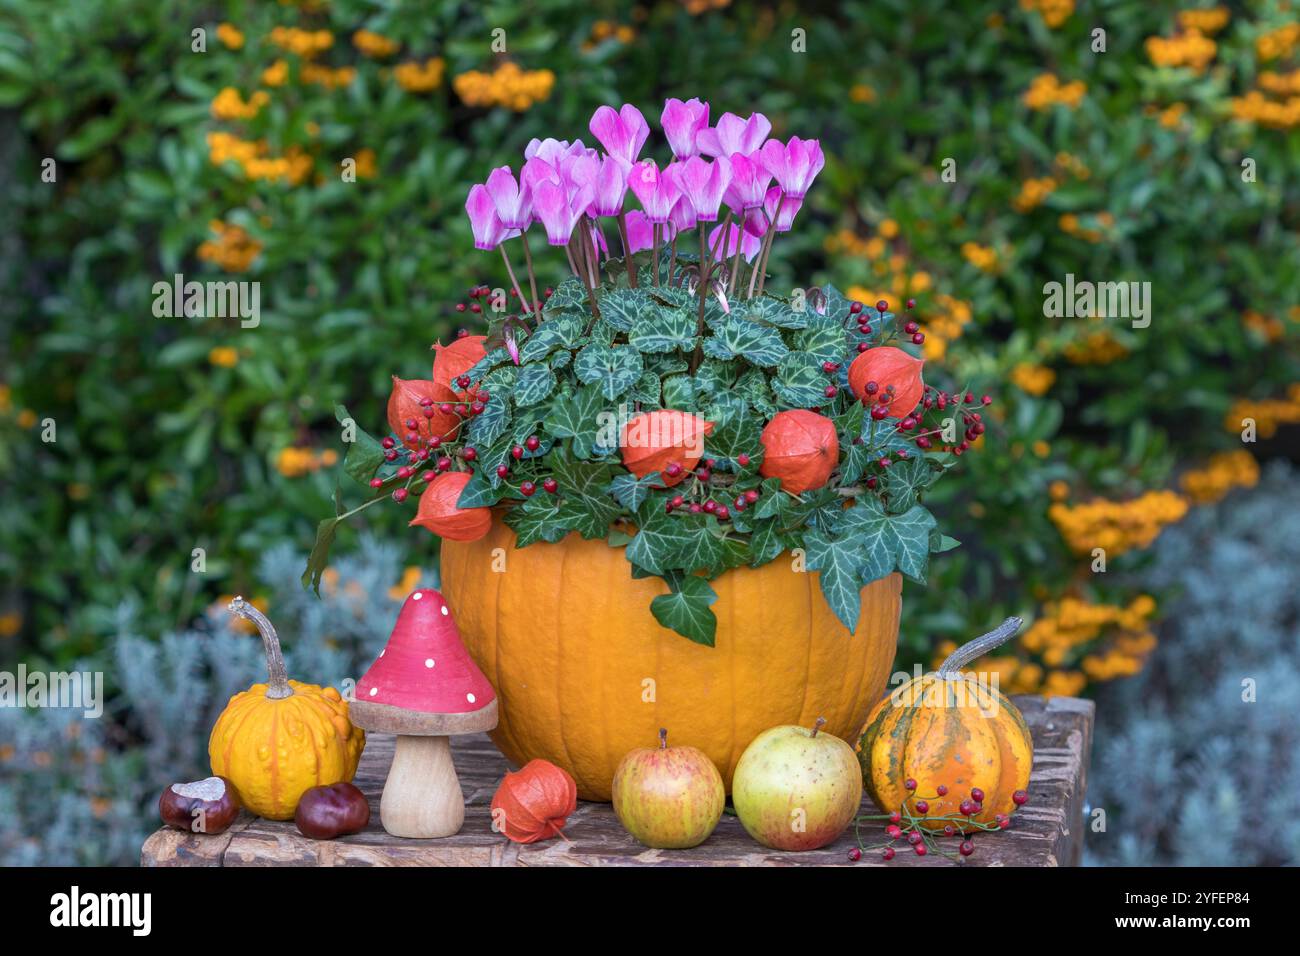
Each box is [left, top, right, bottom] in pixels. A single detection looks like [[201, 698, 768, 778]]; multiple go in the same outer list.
[[355, 589, 495, 715]]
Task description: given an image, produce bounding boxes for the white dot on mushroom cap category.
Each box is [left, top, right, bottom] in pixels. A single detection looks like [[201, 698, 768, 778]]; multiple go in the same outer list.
[[412, 592, 423, 601], [466, 692, 476, 704], [379, 650, 385, 657], [369, 687, 378, 697], [425, 658, 435, 668], [441, 605, 449, 616]]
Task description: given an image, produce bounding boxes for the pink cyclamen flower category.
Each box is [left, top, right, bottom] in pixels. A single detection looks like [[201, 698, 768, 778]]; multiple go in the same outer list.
[[589, 104, 650, 168], [697, 111, 771, 158], [465, 184, 512, 250], [524, 138, 591, 165], [669, 194, 698, 233], [661, 97, 710, 160], [588, 154, 629, 218], [745, 186, 803, 236], [623, 210, 672, 254], [628, 160, 681, 224], [484, 166, 532, 230], [532, 179, 583, 245], [672, 156, 732, 223], [723, 152, 773, 211], [758, 136, 824, 200], [709, 221, 763, 263]]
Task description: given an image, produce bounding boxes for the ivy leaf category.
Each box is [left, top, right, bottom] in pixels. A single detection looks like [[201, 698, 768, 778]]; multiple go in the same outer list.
[[882, 455, 941, 513], [749, 518, 790, 565], [628, 306, 699, 353], [468, 392, 509, 447], [674, 516, 728, 573], [608, 471, 661, 511], [334, 404, 384, 486], [772, 352, 827, 407], [552, 458, 622, 538], [838, 497, 937, 584], [703, 316, 789, 367], [599, 288, 650, 332], [456, 467, 510, 508], [505, 498, 568, 546], [705, 404, 761, 462], [574, 342, 644, 400], [803, 529, 866, 632], [650, 573, 718, 646], [930, 531, 962, 553], [513, 363, 556, 407], [753, 478, 789, 519], [625, 507, 694, 575], [545, 385, 607, 458], [840, 440, 873, 485]]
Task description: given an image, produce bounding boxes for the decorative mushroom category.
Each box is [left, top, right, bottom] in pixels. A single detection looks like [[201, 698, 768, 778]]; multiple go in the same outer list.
[[349, 588, 498, 838]]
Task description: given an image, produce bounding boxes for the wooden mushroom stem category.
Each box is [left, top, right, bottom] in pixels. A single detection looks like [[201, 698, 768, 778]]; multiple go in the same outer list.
[[349, 697, 498, 839], [228, 596, 292, 700]]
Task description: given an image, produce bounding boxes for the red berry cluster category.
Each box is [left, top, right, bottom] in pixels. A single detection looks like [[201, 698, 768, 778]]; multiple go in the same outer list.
[[661, 457, 762, 520], [452, 283, 554, 316], [849, 783, 1030, 864]]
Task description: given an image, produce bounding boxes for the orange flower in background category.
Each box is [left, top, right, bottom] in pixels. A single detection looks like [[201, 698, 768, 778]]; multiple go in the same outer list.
[[216, 23, 245, 50], [453, 62, 554, 111], [211, 87, 268, 121], [759, 410, 839, 494], [197, 220, 261, 272], [620, 410, 715, 487], [395, 57, 446, 93], [848, 346, 925, 416], [1023, 73, 1086, 110], [353, 29, 399, 58], [409, 471, 491, 541]]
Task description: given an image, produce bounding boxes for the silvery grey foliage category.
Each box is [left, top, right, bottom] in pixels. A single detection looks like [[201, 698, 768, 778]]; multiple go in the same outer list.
[[0, 536, 406, 865], [1086, 462, 1300, 866]]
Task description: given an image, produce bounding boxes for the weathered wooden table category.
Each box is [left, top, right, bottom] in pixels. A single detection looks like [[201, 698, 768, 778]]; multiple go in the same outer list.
[[142, 695, 1093, 867]]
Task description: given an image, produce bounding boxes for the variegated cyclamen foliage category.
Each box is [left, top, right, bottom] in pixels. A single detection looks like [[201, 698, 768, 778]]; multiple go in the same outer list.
[[313, 250, 960, 644]]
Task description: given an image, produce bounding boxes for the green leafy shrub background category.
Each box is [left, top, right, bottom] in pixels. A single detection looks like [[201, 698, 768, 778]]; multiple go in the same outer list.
[[2, 0, 1299, 861]]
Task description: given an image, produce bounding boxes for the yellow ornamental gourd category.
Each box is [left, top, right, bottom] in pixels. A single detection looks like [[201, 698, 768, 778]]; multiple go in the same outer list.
[[857, 618, 1033, 833], [209, 598, 365, 820]]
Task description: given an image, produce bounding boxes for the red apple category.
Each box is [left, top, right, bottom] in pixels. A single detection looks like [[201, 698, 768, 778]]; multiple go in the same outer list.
[[612, 728, 725, 849], [732, 718, 862, 851]]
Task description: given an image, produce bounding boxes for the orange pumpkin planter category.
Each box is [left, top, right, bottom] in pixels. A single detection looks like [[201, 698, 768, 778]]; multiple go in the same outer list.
[[759, 409, 839, 494], [490, 759, 578, 843], [856, 618, 1032, 832], [441, 519, 901, 801]]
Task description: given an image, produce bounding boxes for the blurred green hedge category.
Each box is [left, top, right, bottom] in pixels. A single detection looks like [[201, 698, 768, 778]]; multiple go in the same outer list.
[[2, 0, 1298, 697]]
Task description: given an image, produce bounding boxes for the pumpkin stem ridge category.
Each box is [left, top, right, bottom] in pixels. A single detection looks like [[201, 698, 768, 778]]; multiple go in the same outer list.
[[229, 596, 293, 699], [937, 617, 1023, 678], [659, 728, 668, 750]]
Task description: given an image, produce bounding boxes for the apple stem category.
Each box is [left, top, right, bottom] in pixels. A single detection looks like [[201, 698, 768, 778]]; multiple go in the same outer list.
[[811, 716, 826, 738], [659, 728, 668, 750]]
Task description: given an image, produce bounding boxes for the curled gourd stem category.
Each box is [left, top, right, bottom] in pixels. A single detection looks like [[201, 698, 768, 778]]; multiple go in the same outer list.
[[229, 596, 293, 699], [937, 617, 1024, 679]]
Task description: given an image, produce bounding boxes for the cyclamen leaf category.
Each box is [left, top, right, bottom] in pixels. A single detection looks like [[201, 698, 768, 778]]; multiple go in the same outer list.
[[513, 363, 556, 407], [649, 574, 718, 646], [798, 314, 848, 365], [519, 314, 584, 364], [468, 392, 509, 446], [598, 288, 651, 331], [574, 342, 644, 400], [661, 374, 695, 408], [543, 276, 588, 315], [628, 306, 699, 353], [739, 296, 808, 329], [772, 352, 827, 407], [703, 317, 789, 367]]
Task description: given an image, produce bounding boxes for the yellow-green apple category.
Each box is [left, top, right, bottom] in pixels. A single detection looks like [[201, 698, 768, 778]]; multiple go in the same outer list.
[[612, 728, 725, 848], [732, 717, 862, 851]]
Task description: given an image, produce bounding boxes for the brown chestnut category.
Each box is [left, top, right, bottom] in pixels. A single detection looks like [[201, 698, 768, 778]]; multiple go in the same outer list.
[[294, 782, 370, 840], [159, 776, 239, 834]]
